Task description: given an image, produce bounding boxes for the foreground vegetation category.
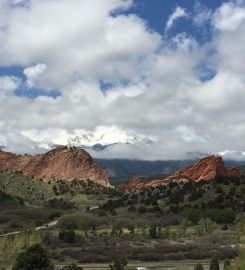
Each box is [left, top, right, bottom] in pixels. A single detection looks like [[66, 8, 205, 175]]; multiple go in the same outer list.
[[0, 171, 244, 268]]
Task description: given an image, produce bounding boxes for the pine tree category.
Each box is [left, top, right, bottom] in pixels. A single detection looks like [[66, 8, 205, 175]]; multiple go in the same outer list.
[[209, 257, 220, 270]]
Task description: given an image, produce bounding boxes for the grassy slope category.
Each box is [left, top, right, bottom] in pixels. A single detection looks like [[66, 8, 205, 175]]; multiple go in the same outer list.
[[0, 171, 55, 203]]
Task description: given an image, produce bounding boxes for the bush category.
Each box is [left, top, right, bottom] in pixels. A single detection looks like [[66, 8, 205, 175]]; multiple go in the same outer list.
[[209, 257, 220, 270], [58, 229, 76, 243], [12, 244, 54, 270], [109, 257, 127, 270], [194, 263, 204, 270], [223, 259, 230, 270]]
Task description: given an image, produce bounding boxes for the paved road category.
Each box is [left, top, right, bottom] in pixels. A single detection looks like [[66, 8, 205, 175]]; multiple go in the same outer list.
[[0, 205, 99, 237], [89, 206, 99, 211], [0, 220, 58, 237]]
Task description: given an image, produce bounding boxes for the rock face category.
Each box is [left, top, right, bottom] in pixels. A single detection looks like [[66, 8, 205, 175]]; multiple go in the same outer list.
[[123, 176, 145, 190], [123, 176, 166, 190], [123, 155, 240, 191], [167, 155, 239, 181], [0, 146, 110, 187]]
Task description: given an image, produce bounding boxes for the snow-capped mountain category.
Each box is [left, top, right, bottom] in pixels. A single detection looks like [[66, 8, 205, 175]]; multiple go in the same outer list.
[[217, 150, 245, 160], [20, 126, 154, 152], [67, 127, 153, 151], [185, 150, 245, 161]]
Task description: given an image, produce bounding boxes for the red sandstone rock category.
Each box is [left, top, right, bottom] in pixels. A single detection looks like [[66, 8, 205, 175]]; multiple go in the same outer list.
[[227, 167, 240, 177], [123, 176, 145, 190], [123, 176, 167, 190], [0, 146, 110, 187], [167, 155, 239, 181], [123, 155, 240, 191]]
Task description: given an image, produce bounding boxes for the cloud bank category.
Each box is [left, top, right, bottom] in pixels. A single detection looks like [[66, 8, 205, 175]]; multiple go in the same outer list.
[[0, 0, 245, 160]]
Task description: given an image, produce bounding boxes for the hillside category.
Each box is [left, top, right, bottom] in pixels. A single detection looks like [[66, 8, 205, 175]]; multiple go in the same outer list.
[[0, 146, 110, 187]]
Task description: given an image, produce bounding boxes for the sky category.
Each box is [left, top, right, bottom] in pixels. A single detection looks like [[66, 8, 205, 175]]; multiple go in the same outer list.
[[0, 0, 245, 160]]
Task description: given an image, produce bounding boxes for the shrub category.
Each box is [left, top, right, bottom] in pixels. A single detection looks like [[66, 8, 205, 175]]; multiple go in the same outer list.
[[194, 263, 204, 270], [109, 257, 127, 270], [209, 257, 220, 270], [58, 229, 75, 243], [12, 244, 54, 270], [223, 259, 230, 270]]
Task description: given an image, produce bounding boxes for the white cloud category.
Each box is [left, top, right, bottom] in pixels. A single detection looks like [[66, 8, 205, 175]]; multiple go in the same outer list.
[[24, 63, 47, 88], [171, 32, 198, 51], [165, 6, 188, 32], [213, 1, 245, 31], [193, 1, 212, 27], [0, 76, 20, 93], [0, 0, 245, 160]]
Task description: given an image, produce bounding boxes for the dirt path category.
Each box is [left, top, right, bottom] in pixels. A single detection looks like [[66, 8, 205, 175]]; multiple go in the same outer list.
[[0, 219, 58, 237]]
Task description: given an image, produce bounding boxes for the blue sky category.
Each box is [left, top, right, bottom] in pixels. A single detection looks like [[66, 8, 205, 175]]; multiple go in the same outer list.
[[0, 0, 245, 160], [0, 0, 228, 97], [133, 0, 222, 35]]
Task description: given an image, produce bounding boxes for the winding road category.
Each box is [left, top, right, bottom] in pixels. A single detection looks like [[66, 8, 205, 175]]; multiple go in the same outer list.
[[0, 220, 58, 237]]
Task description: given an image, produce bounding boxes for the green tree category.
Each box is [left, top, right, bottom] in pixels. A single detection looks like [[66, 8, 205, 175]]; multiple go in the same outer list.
[[199, 218, 216, 234], [111, 225, 123, 237], [149, 224, 158, 239], [127, 223, 135, 236], [12, 244, 54, 270], [179, 218, 189, 237], [109, 257, 127, 270], [58, 229, 75, 243], [209, 257, 220, 270], [78, 216, 97, 237], [223, 259, 231, 270], [194, 263, 204, 270], [67, 263, 78, 270]]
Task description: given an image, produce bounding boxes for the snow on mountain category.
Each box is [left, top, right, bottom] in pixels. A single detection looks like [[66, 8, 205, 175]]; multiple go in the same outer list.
[[67, 126, 153, 150], [217, 150, 245, 160], [20, 126, 154, 152]]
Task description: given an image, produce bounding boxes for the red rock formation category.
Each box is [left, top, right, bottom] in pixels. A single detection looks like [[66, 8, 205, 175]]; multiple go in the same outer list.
[[123, 155, 240, 192], [123, 176, 168, 190], [0, 146, 110, 187], [167, 155, 239, 181], [146, 179, 166, 187], [227, 167, 240, 177], [123, 176, 145, 190]]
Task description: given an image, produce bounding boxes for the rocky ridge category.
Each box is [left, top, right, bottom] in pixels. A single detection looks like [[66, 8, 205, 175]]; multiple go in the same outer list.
[[123, 155, 240, 190], [167, 155, 239, 181], [0, 146, 110, 187]]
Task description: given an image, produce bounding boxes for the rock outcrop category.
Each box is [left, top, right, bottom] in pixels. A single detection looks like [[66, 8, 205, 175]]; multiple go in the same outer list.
[[123, 176, 166, 190], [0, 146, 110, 187], [123, 155, 240, 191], [167, 155, 239, 181], [123, 176, 145, 190]]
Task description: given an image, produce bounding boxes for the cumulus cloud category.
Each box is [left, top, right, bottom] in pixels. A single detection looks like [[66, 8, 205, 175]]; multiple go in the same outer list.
[[171, 33, 198, 51], [213, 1, 245, 31], [165, 6, 188, 32], [0, 76, 20, 93], [0, 0, 245, 160], [24, 63, 47, 88]]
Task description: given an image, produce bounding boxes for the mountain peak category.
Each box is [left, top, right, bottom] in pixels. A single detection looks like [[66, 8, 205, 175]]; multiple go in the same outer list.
[[167, 155, 239, 181], [0, 146, 110, 187]]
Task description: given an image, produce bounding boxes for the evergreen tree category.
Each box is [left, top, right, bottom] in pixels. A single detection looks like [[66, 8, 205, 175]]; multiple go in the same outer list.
[[12, 244, 54, 270], [149, 224, 158, 239], [194, 263, 204, 270], [209, 257, 220, 270], [223, 259, 231, 270], [109, 258, 127, 270]]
